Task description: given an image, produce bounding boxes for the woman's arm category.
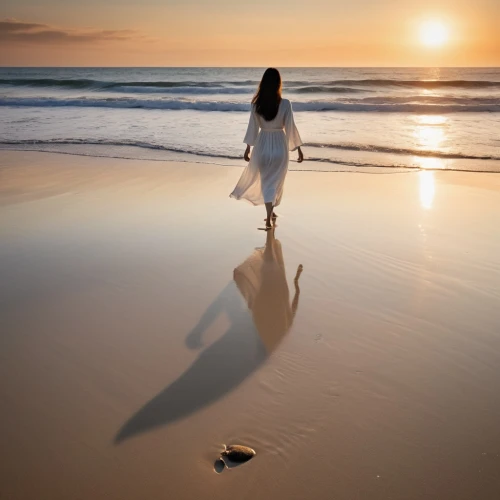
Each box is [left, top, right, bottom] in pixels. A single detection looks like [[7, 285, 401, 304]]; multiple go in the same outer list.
[[243, 106, 259, 156], [284, 100, 304, 157]]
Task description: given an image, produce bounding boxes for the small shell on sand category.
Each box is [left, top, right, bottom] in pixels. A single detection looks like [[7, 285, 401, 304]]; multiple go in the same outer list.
[[221, 444, 256, 463]]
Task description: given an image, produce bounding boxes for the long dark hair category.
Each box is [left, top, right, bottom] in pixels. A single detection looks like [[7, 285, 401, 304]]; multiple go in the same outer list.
[[252, 68, 282, 121]]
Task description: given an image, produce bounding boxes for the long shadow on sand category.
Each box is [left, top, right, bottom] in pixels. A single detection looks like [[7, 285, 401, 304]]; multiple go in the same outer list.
[[115, 229, 302, 444]]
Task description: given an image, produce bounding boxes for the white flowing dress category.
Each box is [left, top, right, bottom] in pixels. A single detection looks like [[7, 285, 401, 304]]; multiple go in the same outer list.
[[230, 98, 303, 207]]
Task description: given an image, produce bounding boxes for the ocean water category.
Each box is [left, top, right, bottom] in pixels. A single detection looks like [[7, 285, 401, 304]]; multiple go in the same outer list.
[[1, 67, 500, 173]]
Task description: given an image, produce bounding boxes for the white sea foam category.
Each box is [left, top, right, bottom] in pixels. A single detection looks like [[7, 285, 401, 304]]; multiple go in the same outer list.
[[1, 96, 499, 113]]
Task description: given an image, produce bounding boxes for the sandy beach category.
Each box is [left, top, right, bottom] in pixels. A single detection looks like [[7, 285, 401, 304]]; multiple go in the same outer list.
[[1, 150, 500, 500]]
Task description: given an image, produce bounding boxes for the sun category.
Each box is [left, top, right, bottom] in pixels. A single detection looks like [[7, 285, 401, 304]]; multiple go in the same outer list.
[[419, 20, 448, 47]]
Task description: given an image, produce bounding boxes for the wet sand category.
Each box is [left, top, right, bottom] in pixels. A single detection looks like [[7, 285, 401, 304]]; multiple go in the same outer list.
[[1, 150, 500, 500]]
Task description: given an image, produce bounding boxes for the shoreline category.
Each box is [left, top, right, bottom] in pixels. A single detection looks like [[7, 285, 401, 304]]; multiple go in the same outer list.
[[3, 145, 500, 175]]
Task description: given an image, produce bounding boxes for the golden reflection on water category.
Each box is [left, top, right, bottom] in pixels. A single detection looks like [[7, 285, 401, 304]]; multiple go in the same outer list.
[[414, 115, 447, 150], [419, 170, 435, 210], [412, 115, 448, 172], [421, 88, 439, 98], [415, 125, 444, 149], [415, 156, 446, 170], [416, 115, 447, 126]]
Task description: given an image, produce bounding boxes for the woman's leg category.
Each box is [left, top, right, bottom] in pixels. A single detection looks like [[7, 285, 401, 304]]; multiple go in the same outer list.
[[265, 202, 274, 229]]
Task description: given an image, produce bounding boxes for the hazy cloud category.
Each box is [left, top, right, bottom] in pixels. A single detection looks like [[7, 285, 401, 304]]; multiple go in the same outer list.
[[0, 19, 140, 44]]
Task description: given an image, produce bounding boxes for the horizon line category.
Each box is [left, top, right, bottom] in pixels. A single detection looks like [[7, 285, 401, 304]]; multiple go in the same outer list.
[[1, 65, 499, 69]]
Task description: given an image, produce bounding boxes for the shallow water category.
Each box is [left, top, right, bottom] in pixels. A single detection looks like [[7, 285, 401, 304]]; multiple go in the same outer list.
[[1, 67, 500, 173]]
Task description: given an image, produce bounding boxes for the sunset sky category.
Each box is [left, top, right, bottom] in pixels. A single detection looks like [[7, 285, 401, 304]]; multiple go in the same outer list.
[[2, 0, 499, 66]]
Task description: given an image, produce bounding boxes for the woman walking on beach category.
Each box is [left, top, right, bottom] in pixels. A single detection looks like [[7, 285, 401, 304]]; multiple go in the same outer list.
[[230, 68, 304, 230]]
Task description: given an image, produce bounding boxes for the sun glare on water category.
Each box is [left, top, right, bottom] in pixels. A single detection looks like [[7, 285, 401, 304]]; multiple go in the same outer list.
[[420, 20, 448, 47]]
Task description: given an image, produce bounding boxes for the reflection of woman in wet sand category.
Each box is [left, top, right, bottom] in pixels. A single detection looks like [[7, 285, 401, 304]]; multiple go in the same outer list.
[[234, 228, 303, 353], [115, 230, 302, 443]]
